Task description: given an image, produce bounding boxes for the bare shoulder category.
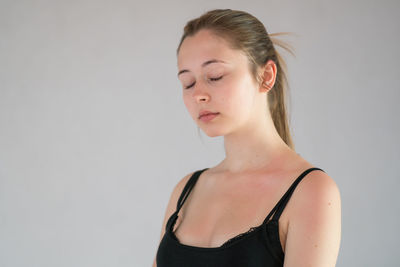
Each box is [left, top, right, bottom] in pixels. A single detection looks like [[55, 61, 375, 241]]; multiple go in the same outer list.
[[153, 170, 197, 267], [284, 169, 342, 266], [176, 170, 197, 192], [289, 169, 341, 215], [161, 170, 197, 229]]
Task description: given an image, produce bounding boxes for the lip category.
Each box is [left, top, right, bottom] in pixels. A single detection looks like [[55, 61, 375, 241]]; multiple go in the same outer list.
[[198, 110, 219, 119], [199, 112, 219, 122]]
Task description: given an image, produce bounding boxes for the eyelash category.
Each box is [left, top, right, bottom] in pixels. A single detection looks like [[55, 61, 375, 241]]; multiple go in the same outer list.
[[185, 76, 223, 89]]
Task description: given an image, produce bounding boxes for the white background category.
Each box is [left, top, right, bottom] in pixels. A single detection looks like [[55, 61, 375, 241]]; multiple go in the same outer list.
[[0, 0, 399, 266]]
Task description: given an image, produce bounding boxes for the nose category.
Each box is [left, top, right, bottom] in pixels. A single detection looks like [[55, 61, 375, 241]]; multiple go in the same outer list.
[[193, 81, 210, 103], [196, 94, 209, 102]]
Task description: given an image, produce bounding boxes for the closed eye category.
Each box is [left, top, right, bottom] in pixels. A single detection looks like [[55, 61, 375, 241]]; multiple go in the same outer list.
[[209, 76, 223, 81], [185, 82, 195, 89], [184, 76, 223, 89]]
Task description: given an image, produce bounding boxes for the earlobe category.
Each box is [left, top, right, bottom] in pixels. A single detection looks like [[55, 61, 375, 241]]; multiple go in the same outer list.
[[262, 82, 272, 92]]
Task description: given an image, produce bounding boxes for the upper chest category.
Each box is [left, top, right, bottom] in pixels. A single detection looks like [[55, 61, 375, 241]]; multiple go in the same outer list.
[[173, 169, 301, 250]]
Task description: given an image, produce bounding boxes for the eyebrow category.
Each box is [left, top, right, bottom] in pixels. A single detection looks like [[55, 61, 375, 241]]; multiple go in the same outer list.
[[177, 59, 226, 77]]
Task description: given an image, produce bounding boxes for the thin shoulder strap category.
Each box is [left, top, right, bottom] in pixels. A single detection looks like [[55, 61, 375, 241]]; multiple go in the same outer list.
[[263, 167, 325, 223], [165, 168, 209, 232], [175, 168, 209, 213]]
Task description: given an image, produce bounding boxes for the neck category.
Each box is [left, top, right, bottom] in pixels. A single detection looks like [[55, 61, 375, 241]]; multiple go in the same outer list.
[[219, 113, 293, 174]]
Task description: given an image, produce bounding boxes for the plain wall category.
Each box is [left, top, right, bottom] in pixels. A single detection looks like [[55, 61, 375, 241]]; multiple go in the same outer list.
[[0, 0, 399, 266]]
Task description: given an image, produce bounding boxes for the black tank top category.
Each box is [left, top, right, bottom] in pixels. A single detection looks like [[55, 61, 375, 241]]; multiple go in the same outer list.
[[156, 167, 324, 267]]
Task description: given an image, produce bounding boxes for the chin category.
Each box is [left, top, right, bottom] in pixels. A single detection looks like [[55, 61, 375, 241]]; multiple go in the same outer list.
[[199, 126, 227, 138], [204, 132, 222, 138]]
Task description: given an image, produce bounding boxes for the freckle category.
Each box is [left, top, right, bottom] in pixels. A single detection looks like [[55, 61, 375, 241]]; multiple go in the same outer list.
[[314, 244, 318, 248], [328, 202, 331, 205]]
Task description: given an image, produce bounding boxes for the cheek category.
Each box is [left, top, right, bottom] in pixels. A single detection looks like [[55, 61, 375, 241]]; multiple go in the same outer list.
[[221, 79, 254, 115], [237, 76, 257, 107]]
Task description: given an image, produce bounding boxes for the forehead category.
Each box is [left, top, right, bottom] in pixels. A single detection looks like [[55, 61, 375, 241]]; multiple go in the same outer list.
[[177, 30, 246, 70]]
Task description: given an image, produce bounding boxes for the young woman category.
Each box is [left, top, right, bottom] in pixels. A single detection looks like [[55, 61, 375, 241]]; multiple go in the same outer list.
[[153, 8, 341, 267]]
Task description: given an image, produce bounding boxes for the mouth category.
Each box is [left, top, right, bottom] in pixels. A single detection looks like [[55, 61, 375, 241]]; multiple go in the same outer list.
[[199, 110, 219, 118], [199, 112, 220, 122]]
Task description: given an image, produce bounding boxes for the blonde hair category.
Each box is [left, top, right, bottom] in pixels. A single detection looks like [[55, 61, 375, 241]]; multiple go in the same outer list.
[[177, 9, 296, 150]]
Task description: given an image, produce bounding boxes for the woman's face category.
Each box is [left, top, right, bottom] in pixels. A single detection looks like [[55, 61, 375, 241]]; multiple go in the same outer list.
[[177, 29, 261, 137]]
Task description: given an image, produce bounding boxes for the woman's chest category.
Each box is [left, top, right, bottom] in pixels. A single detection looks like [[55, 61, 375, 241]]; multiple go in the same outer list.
[[173, 175, 291, 250]]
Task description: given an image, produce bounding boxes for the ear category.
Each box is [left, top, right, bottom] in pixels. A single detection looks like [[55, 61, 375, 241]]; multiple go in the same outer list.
[[260, 59, 277, 92]]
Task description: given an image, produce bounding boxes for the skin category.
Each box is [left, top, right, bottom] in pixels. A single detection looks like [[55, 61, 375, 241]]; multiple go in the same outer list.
[[153, 29, 341, 267]]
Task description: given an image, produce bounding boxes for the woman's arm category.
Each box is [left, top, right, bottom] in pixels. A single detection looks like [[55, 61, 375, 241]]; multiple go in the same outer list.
[[283, 171, 342, 267]]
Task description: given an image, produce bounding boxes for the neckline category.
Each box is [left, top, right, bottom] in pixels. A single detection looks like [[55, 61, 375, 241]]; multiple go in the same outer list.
[[168, 212, 275, 251], [167, 166, 323, 251]]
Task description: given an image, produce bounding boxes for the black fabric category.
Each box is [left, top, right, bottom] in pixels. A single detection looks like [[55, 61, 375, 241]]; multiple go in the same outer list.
[[156, 167, 324, 267]]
